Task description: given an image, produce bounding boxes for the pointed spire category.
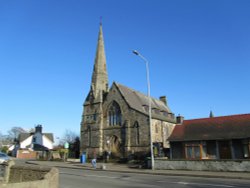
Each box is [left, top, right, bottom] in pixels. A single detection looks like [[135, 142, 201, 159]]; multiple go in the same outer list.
[[91, 23, 109, 100], [209, 110, 214, 118], [100, 16, 103, 26]]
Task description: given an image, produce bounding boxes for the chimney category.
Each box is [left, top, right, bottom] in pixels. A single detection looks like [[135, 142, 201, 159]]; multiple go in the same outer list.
[[209, 110, 214, 118], [159, 96, 167, 105], [176, 115, 184, 124], [35, 125, 42, 133]]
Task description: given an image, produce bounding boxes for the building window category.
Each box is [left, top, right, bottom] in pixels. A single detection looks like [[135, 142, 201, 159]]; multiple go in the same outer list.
[[87, 125, 91, 146], [162, 111, 168, 116], [155, 123, 158, 133], [134, 121, 140, 145], [33, 137, 36, 143], [185, 142, 201, 159], [93, 113, 97, 121], [108, 101, 122, 126], [242, 139, 249, 158], [154, 109, 160, 114]]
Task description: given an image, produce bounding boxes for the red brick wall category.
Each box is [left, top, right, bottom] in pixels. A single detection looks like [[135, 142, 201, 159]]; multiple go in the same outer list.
[[17, 150, 37, 159]]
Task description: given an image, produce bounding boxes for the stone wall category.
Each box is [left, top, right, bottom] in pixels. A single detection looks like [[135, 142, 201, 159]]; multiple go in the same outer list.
[[155, 159, 250, 172], [102, 84, 151, 156], [1, 163, 58, 188]]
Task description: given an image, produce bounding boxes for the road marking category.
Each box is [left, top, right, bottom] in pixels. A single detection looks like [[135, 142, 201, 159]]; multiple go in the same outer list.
[[83, 174, 117, 179], [177, 182, 235, 187], [157, 181, 235, 188]]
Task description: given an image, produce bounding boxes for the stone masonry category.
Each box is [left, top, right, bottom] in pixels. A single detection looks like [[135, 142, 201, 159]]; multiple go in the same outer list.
[[80, 24, 176, 159]]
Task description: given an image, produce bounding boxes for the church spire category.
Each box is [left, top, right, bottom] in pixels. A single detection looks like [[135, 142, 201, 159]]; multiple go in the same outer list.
[[91, 23, 109, 99]]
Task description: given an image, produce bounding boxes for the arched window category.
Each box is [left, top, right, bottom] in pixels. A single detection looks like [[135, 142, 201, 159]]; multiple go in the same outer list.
[[108, 101, 122, 126], [134, 121, 140, 145], [87, 125, 91, 146]]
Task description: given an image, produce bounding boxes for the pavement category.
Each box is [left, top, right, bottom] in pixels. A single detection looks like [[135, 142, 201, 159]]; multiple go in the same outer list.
[[26, 159, 250, 180]]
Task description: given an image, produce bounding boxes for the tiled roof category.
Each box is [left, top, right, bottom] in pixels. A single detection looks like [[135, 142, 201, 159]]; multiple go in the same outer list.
[[18, 133, 31, 142], [115, 82, 175, 123], [168, 114, 250, 141], [18, 133, 54, 142]]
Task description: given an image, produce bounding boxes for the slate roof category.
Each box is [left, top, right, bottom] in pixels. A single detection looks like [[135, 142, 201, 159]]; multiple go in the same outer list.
[[18, 133, 54, 142], [114, 82, 175, 123], [168, 114, 250, 141], [18, 133, 31, 142]]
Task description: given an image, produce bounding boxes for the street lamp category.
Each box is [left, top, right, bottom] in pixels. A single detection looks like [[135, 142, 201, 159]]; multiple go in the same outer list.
[[106, 138, 111, 161], [132, 50, 154, 170]]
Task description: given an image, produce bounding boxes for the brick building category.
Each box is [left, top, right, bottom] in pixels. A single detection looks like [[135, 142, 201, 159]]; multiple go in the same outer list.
[[168, 114, 250, 160], [80, 24, 176, 159]]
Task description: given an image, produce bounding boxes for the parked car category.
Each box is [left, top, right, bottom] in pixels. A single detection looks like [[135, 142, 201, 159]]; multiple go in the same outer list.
[[0, 152, 10, 164]]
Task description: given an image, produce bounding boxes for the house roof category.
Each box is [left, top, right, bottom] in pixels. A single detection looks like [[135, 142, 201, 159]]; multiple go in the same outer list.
[[19, 133, 31, 142], [18, 133, 54, 142], [114, 82, 176, 123], [168, 114, 250, 141]]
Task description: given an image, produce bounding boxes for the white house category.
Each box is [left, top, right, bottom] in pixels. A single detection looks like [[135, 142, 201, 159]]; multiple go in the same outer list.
[[18, 125, 54, 151]]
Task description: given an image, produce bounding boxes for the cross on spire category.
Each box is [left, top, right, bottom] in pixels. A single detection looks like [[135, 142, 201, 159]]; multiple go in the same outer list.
[[100, 16, 103, 25]]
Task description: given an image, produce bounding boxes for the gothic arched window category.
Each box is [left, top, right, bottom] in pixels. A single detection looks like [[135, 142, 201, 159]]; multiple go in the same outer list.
[[87, 125, 91, 146], [108, 101, 122, 126], [134, 121, 140, 145]]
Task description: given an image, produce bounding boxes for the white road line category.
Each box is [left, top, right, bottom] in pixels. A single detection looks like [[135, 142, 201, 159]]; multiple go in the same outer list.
[[83, 174, 118, 179], [156, 181, 235, 188], [177, 181, 235, 187]]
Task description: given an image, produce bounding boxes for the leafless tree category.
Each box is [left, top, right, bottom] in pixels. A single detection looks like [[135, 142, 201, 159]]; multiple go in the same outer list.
[[60, 129, 79, 145], [8, 127, 27, 142]]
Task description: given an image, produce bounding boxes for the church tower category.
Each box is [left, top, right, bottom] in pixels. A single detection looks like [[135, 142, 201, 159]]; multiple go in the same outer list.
[[91, 23, 109, 100], [80, 23, 108, 157]]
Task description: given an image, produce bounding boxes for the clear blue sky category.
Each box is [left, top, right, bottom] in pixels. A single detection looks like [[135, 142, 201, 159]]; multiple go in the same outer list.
[[1, 0, 249, 139]]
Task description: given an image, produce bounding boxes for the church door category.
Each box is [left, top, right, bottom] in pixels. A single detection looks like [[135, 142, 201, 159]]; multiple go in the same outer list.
[[109, 135, 122, 158]]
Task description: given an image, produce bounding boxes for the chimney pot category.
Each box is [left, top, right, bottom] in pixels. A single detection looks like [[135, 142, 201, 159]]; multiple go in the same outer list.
[[176, 115, 184, 124], [159, 96, 167, 105]]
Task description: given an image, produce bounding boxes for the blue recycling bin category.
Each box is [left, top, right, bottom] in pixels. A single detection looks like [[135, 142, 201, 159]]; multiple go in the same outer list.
[[80, 152, 86, 164]]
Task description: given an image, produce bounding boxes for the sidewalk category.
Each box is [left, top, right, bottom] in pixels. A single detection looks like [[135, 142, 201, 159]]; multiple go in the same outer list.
[[26, 160, 250, 180]]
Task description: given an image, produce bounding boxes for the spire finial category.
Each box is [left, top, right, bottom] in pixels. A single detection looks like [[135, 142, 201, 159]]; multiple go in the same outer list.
[[100, 16, 102, 25]]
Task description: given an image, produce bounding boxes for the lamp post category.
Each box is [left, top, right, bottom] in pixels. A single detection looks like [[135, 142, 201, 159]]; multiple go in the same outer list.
[[132, 50, 154, 170], [106, 139, 111, 161]]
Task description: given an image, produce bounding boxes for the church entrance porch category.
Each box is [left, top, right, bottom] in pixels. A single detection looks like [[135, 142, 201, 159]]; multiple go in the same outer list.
[[105, 135, 124, 159]]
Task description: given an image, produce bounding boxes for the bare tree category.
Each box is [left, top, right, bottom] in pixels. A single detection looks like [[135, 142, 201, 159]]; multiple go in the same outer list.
[[8, 127, 27, 142], [60, 129, 79, 145]]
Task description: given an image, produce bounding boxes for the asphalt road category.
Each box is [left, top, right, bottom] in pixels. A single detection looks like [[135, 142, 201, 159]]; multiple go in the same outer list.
[[59, 168, 250, 188]]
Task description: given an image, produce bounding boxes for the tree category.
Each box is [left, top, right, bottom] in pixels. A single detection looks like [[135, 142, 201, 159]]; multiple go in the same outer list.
[[7, 127, 27, 142], [71, 136, 80, 158], [59, 130, 80, 159], [59, 129, 78, 145]]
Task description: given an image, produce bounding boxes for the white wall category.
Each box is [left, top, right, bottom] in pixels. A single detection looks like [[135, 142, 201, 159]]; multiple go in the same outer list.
[[42, 135, 53, 150], [20, 134, 53, 150], [20, 136, 33, 148]]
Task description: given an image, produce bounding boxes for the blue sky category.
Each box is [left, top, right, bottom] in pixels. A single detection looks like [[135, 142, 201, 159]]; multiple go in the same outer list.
[[0, 0, 249, 140]]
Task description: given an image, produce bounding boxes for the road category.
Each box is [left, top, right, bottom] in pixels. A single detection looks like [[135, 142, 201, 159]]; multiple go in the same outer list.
[[59, 168, 250, 188]]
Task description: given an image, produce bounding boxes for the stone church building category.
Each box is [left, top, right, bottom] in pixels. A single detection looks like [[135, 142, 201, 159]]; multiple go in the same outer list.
[[80, 24, 177, 159]]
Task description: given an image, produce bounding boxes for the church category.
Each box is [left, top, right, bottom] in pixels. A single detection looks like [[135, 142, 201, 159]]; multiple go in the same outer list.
[[80, 24, 177, 159]]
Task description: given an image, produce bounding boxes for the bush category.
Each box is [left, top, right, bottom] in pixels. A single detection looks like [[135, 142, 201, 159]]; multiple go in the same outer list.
[[0, 146, 8, 154]]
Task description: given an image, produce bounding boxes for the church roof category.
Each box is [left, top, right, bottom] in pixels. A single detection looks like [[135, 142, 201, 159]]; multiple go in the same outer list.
[[168, 113, 250, 141], [114, 82, 175, 122]]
